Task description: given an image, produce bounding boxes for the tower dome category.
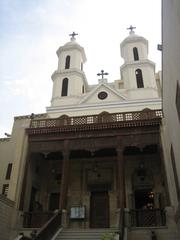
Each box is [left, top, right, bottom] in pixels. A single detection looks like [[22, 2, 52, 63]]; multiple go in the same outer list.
[[120, 29, 148, 62], [50, 32, 87, 107], [120, 27, 158, 99]]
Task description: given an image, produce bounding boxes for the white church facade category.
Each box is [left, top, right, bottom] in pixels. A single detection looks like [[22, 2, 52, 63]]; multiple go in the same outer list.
[[0, 29, 179, 240]]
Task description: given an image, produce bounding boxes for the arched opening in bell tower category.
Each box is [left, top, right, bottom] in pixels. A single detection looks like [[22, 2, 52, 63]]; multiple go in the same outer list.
[[61, 78, 68, 96], [133, 47, 139, 61], [65, 55, 70, 69], [135, 69, 144, 88]]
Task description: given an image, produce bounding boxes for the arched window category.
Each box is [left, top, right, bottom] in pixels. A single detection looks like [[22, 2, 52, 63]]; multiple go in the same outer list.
[[61, 78, 68, 96], [82, 85, 85, 93], [65, 56, 70, 69], [135, 69, 144, 88], [133, 47, 139, 61], [81, 62, 83, 71]]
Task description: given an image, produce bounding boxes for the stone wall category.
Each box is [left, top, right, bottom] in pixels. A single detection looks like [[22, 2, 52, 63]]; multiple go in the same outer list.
[[0, 194, 14, 240]]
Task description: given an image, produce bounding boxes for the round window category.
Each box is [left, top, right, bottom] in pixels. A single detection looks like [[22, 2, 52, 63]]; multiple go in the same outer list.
[[98, 91, 108, 100]]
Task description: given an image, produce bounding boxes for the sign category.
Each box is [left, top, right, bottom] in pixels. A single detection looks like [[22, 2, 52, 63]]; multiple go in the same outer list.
[[70, 206, 85, 219]]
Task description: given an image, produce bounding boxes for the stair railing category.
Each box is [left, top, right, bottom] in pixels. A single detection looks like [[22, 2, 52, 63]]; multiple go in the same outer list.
[[33, 210, 62, 240]]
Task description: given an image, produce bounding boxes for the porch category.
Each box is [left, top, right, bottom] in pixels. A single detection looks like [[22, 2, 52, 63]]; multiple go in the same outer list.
[[18, 109, 169, 235], [22, 208, 166, 228]]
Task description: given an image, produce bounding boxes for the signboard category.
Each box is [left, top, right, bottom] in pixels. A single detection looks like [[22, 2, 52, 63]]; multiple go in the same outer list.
[[70, 206, 85, 219]]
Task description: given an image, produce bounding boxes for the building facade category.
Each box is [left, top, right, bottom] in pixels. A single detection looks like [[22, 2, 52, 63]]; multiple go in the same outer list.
[[0, 29, 178, 239], [162, 0, 180, 236]]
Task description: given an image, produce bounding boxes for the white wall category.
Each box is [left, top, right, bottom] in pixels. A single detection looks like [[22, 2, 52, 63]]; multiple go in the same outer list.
[[162, 0, 180, 235], [162, 0, 180, 205]]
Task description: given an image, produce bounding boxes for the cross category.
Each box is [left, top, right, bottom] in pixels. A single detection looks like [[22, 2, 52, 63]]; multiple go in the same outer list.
[[127, 25, 136, 33], [69, 32, 78, 40], [97, 70, 109, 79]]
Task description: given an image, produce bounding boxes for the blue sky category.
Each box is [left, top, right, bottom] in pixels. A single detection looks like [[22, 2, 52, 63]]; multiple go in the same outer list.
[[0, 0, 161, 137]]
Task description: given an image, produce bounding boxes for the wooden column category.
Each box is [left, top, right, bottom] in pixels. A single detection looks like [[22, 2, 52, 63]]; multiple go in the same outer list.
[[59, 140, 70, 210], [116, 148, 125, 208]]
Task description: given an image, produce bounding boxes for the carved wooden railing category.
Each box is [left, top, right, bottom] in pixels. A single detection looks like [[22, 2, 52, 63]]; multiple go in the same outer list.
[[27, 110, 162, 134], [130, 209, 166, 227], [119, 208, 125, 240]]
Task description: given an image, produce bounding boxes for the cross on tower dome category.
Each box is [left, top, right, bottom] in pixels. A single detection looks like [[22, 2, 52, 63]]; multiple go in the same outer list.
[[127, 25, 136, 34], [97, 70, 109, 79], [69, 32, 78, 40]]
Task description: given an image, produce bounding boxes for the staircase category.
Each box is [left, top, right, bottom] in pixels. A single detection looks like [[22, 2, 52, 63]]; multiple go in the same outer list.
[[56, 228, 118, 240]]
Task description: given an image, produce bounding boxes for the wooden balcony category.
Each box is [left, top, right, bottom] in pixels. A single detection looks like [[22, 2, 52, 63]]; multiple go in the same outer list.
[[27, 109, 162, 135]]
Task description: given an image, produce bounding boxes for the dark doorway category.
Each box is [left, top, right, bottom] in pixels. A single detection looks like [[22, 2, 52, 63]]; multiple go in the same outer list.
[[135, 189, 154, 209], [29, 187, 37, 212], [90, 191, 109, 228], [49, 193, 60, 211]]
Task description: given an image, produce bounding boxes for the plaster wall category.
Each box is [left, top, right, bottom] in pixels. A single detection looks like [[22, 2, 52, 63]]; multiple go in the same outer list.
[[162, 0, 180, 175], [0, 139, 13, 194], [58, 49, 84, 71], [7, 117, 30, 206], [121, 41, 148, 61], [161, 121, 178, 207], [51, 72, 85, 104], [0, 195, 14, 240], [162, 0, 180, 211], [121, 63, 157, 90]]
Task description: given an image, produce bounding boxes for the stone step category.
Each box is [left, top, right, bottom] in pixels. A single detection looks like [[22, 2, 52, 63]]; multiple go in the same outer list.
[[127, 228, 179, 240], [56, 228, 118, 240]]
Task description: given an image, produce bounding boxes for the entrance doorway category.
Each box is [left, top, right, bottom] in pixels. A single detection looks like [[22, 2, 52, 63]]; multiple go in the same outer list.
[[90, 191, 109, 228], [29, 187, 37, 211], [49, 193, 60, 211], [135, 189, 154, 209]]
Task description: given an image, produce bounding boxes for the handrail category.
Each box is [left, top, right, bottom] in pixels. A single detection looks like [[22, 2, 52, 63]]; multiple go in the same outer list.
[[33, 210, 61, 240], [14, 236, 31, 240], [119, 208, 125, 240], [23, 211, 54, 228]]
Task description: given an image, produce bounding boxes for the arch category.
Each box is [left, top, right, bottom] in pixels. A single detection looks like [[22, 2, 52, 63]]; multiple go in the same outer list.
[[135, 69, 144, 88], [65, 55, 70, 69], [133, 47, 139, 61], [61, 78, 68, 96]]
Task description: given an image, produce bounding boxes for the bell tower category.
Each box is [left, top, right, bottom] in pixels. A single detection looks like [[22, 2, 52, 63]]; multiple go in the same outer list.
[[51, 32, 87, 107], [120, 26, 158, 99]]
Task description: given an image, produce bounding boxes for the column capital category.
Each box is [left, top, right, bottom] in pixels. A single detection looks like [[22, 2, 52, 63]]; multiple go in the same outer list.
[[116, 147, 124, 156]]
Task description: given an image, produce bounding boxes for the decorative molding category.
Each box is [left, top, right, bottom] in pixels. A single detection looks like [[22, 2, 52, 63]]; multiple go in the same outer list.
[[47, 98, 162, 114]]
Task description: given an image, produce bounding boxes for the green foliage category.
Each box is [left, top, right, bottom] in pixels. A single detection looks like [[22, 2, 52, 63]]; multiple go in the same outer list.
[[101, 232, 115, 240]]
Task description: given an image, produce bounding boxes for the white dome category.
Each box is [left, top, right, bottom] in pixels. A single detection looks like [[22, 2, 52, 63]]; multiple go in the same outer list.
[[121, 32, 148, 48]]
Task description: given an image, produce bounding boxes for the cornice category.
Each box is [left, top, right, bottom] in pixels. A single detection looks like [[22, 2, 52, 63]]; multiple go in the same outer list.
[[120, 59, 155, 70], [0, 138, 11, 142], [47, 98, 162, 114], [14, 113, 47, 120]]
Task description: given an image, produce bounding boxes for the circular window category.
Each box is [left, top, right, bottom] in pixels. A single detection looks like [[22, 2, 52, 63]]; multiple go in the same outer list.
[[98, 91, 108, 100]]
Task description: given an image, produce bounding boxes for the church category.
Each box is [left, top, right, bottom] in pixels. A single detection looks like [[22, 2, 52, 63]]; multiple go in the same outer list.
[[0, 28, 179, 240]]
